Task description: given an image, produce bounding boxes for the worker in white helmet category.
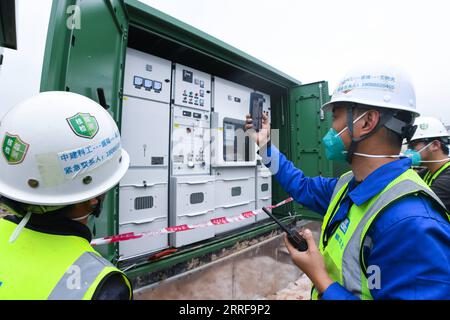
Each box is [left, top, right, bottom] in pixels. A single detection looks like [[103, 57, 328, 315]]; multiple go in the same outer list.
[[246, 64, 450, 299], [404, 116, 450, 210], [0, 92, 132, 300]]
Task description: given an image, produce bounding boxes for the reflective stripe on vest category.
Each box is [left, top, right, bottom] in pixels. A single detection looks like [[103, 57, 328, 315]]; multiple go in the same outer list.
[[341, 178, 446, 298], [312, 169, 448, 300], [48, 251, 116, 300], [423, 161, 450, 186], [0, 219, 131, 300], [329, 171, 353, 203]]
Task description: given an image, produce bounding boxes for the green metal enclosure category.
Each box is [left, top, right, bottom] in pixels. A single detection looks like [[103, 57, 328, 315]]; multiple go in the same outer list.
[[288, 82, 333, 221], [40, 0, 340, 288]]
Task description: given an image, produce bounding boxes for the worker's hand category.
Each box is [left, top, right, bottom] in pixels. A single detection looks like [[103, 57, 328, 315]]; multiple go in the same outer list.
[[284, 229, 334, 294], [245, 112, 271, 147]]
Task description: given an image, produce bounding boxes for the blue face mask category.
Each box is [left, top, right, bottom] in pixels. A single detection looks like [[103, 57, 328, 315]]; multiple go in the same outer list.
[[404, 141, 448, 166], [403, 149, 422, 166], [404, 141, 433, 166], [322, 112, 368, 162], [322, 128, 347, 161]]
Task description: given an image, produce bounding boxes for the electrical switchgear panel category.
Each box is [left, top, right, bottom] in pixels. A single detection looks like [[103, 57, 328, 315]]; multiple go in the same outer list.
[[123, 48, 171, 102], [173, 64, 211, 111], [118, 48, 172, 259], [171, 106, 211, 176], [212, 77, 257, 167]]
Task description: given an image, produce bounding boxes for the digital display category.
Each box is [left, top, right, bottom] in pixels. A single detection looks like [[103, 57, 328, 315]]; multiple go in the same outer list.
[[249, 92, 264, 131], [183, 70, 193, 83], [193, 113, 201, 119], [134, 76, 144, 87], [153, 81, 162, 91], [144, 79, 153, 89], [223, 118, 254, 162], [151, 157, 164, 165]]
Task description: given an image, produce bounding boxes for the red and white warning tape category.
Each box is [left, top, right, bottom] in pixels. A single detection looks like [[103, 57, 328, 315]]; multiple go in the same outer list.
[[90, 197, 293, 246]]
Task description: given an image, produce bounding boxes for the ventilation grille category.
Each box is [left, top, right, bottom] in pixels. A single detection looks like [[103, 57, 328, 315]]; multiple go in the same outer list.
[[190, 192, 204, 204], [134, 196, 154, 210]]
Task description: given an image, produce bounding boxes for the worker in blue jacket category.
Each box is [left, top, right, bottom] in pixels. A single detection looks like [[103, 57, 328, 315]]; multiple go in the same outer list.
[[246, 64, 450, 300]]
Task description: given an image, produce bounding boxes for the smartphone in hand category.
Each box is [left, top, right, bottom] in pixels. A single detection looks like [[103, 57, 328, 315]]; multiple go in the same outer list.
[[249, 92, 264, 131]]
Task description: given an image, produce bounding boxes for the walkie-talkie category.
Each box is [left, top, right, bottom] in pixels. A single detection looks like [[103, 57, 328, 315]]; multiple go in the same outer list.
[[262, 207, 308, 252], [249, 92, 264, 131]]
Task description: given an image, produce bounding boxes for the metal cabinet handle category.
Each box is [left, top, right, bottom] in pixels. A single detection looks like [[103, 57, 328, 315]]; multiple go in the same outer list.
[[220, 201, 251, 209], [120, 182, 167, 188], [120, 216, 166, 225], [179, 210, 213, 217], [181, 181, 213, 185]]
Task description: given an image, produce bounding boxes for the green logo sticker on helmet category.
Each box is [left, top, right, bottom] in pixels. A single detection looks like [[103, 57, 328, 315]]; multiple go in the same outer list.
[[419, 123, 429, 130], [2, 133, 30, 165], [67, 113, 99, 139]]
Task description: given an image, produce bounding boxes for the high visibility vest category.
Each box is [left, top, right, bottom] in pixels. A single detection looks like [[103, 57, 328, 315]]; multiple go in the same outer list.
[[311, 169, 448, 300], [0, 219, 132, 300], [422, 161, 450, 186]]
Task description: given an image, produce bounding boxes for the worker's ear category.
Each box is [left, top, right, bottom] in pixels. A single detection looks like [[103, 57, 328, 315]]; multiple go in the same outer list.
[[429, 140, 442, 152], [359, 110, 380, 136]]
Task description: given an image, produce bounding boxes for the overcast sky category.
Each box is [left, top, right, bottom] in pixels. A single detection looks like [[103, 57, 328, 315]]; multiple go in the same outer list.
[[1, 0, 449, 124], [143, 0, 450, 124]]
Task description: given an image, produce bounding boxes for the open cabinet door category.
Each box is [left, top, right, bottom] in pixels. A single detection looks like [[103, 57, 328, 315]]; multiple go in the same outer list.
[[41, 0, 128, 262], [289, 81, 334, 221]]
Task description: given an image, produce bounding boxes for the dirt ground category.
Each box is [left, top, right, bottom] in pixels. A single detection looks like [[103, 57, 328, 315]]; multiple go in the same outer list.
[[134, 221, 321, 300], [266, 273, 312, 300], [264, 223, 321, 300]]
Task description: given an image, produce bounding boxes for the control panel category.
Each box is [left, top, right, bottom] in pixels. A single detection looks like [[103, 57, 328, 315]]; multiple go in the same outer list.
[[123, 48, 171, 102], [173, 64, 211, 110], [171, 106, 211, 175], [211, 77, 258, 167]]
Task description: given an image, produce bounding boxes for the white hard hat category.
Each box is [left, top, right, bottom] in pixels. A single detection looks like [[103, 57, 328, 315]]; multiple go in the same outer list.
[[322, 63, 419, 117], [410, 116, 450, 142], [0, 91, 130, 206]]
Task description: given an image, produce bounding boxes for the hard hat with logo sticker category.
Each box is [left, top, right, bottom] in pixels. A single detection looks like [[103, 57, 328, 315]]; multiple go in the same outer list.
[[322, 63, 419, 116], [0, 91, 130, 206], [410, 116, 450, 142]]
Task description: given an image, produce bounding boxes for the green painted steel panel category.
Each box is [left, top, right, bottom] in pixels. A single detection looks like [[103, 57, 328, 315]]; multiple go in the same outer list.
[[269, 91, 295, 217], [41, 0, 128, 261], [289, 81, 332, 220]]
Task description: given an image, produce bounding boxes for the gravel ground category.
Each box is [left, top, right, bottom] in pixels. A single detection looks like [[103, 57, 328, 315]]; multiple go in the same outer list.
[[264, 222, 321, 300], [266, 273, 312, 300]]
